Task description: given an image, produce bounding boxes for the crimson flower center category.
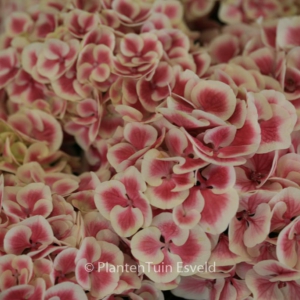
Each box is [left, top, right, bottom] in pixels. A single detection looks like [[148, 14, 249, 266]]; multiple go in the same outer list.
[[278, 282, 287, 289], [250, 171, 264, 184]]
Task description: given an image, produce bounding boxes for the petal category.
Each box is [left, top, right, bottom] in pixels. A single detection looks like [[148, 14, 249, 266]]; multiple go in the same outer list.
[[131, 227, 164, 264], [20, 216, 54, 245], [52, 178, 79, 196], [145, 181, 189, 209], [244, 203, 272, 248], [75, 237, 101, 264], [120, 33, 144, 57], [171, 276, 213, 300], [94, 180, 128, 218], [245, 269, 283, 300], [75, 258, 91, 290], [124, 122, 157, 150], [152, 212, 189, 246], [277, 16, 300, 50], [140, 249, 181, 283], [110, 205, 143, 237], [54, 247, 78, 273], [200, 188, 239, 234], [114, 166, 147, 195], [190, 80, 236, 120], [16, 183, 51, 211], [208, 235, 244, 267], [170, 226, 211, 276], [201, 164, 236, 191], [90, 268, 120, 298], [203, 125, 237, 150], [158, 107, 209, 129], [45, 282, 88, 300], [276, 218, 300, 269], [107, 143, 136, 172], [259, 111, 294, 153], [253, 259, 300, 280], [141, 149, 173, 186], [165, 128, 188, 156], [4, 226, 32, 254], [209, 34, 239, 63]]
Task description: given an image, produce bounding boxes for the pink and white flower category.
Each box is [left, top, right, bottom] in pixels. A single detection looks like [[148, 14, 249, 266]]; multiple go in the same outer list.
[[0, 254, 33, 291], [3, 182, 52, 220], [0, 47, 20, 89], [277, 216, 300, 269], [36, 39, 80, 80], [94, 166, 151, 237], [229, 190, 275, 259], [75, 237, 124, 298], [7, 109, 63, 152], [3, 216, 54, 256], [131, 212, 211, 283], [245, 260, 300, 300], [63, 9, 99, 38], [141, 149, 194, 209], [77, 43, 114, 91], [113, 33, 163, 78]]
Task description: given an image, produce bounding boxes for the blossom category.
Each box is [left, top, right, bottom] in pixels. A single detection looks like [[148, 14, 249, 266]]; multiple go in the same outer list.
[[6, 69, 47, 104], [269, 187, 300, 231], [3, 216, 54, 256], [107, 122, 160, 172], [5, 12, 33, 37], [1, 0, 300, 299], [131, 212, 211, 283], [234, 151, 278, 192], [277, 16, 300, 50], [0, 254, 33, 291], [77, 43, 114, 92], [229, 190, 275, 259], [248, 90, 297, 153], [75, 237, 124, 298], [63, 9, 99, 38], [136, 62, 174, 112], [113, 33, 163, 78], [141, 149, 194, 209], [245, 260, 300, 299], [7, 109, 63, 152], [0, 47, 20, 89], [94, 166, 152, 237], [3, 182, 52, 220], [64, 97, 102, 151], [0, 278, 45, 300], [219, 0, 282, 24], [29, 7, 58, 40], [102, 0, 152, 25], [159, 79, 261, 165], [36, 39, 80, 80], [277, 216, 300, 269]]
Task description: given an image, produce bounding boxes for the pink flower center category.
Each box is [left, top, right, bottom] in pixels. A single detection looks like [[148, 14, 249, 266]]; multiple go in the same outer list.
[[205, 279, 216, 289], [285, 77, 297, 92], [250, 171, 264, 184], [125, 193, 133, 206], [30, 240, 41, 250], [278, 282, 287, 289], [12, 269, 20, 278]]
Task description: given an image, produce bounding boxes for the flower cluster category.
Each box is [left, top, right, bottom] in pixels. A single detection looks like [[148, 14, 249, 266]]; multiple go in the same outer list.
[[1, 0, 300, 299]]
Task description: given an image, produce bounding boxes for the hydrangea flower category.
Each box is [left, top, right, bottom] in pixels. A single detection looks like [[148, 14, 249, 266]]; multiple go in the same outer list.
[[1, 0, 300, 299]]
